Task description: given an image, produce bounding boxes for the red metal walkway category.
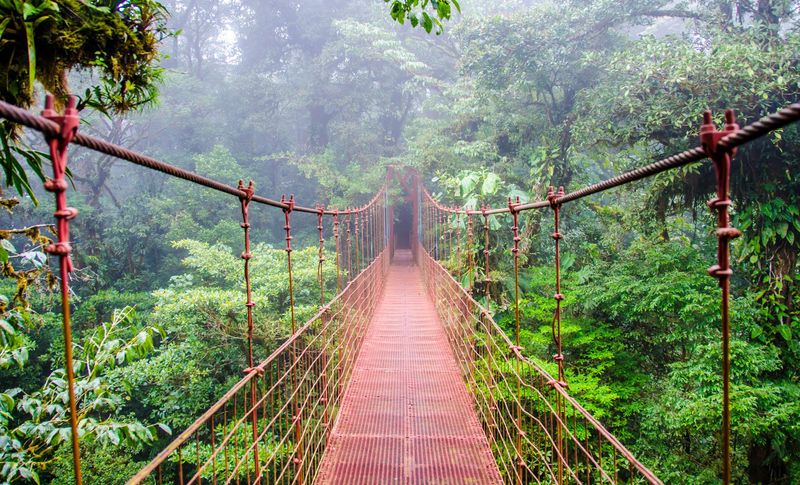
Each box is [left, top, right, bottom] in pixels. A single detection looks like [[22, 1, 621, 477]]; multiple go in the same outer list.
[[317, 250, 501, 484]]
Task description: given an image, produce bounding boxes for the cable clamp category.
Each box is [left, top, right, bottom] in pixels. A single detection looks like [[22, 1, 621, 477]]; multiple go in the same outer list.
[[237, 180, 254, 202], [700, 110, 739, 158], [42, 95, 79, 147], [547, 186, 565, 208], [281, 194, 295, 213]]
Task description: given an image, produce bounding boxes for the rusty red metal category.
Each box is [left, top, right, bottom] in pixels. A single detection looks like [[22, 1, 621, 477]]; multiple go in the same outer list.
[[481, 204, 491, 305], [700, 110, 740, 485], [238, 179, 261, 476], [317, 205, 327, 306], [317, 250, 501, 484], [547, 186, 568, 389], [238, 180, 256, 370], [333, 210, 342, 292], [42, 94, 82, 485], [508, 196, 524, 484], [466, 215, 474, 291], [546, 186, 568, 485], [281, 194, 305, 482], [345, 212, 353, 282]]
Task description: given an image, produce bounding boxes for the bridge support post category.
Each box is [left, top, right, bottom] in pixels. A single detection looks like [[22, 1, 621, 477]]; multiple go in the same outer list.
[[42, 94, 82, 485], [456, 211, 462, 269], [700, 110, 740, 485], [334, 211, 341, 293], [547, 186, 568, 485], [344, 211, 350, 283], [466, 216, 475, 291], [238, 180, 262, 479], [481, 206, 496, 450], [509, 198, 525, 485], [282, 195, 303, 484], [317, 206, 329, 440]]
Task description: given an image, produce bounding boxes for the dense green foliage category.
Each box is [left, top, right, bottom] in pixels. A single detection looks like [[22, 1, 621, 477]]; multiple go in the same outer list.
[[0, 0, 170, 205], [0, 0, 798, 483]]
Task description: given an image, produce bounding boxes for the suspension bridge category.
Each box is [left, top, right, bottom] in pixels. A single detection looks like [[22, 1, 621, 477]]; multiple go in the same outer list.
[[0, 97, 799, 484]]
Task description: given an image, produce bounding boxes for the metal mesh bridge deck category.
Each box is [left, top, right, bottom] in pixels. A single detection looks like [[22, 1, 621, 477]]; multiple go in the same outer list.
[[317, 250, 501, 484]]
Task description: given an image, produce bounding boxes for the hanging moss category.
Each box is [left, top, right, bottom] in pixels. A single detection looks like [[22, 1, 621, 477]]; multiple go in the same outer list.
[[0, 198, 20, 213], [0, 0, 170, 112]]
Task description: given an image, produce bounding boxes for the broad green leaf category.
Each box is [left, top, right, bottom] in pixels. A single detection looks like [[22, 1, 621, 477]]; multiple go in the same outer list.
[[777, 324, 792, 342], [22, 2, 39, 18], [481, 172, 500, 196], [24, 22, 36, 94], [459, 172, 479, 197], [0, 17, 10, 38], [777, 222, 789, 239], [422, 12, 432, 33]]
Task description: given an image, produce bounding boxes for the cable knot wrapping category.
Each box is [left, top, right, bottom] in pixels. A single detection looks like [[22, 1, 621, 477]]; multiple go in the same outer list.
[[44, 178, 69, 192], [54, 208, 79, 220], [46, 242, 72, 256], [716, 227, 741, 239], [547, 184, 568, 388], [701, 109, 741, 286]]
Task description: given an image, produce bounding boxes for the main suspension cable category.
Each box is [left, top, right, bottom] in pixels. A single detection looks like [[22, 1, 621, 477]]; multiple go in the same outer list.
[[0, 100, 384, 215], [420, 102, 800, 214]]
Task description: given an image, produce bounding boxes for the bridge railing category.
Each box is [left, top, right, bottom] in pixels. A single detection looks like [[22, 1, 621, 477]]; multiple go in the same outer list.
[[417, 245, 661, 484], [0, 97, 395, 485], [128, 248, 391, 484], [415, 103, 800, 484]]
